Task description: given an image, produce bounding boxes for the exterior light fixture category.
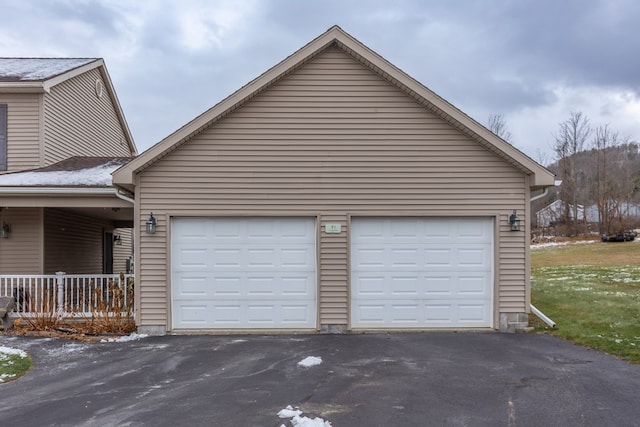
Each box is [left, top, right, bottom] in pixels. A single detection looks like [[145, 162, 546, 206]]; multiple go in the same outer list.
[[145, 212, 157, 234], [509, 210, 521, 232], [0, 223, 10, 238], [113, 234, 122, 245]]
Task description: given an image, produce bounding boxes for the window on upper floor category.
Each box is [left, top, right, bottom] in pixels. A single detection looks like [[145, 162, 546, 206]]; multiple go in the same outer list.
[[0, 104, 6, 171]]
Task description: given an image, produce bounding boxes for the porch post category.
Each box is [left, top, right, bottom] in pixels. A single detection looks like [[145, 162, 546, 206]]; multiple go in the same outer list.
[[55, 271, 65, 313]]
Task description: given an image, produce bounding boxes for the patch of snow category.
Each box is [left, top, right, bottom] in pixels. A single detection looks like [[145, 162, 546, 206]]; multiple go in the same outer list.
[[0, 346, 28, 383], [278, 406, 303, 418], [278, 406, 332, 427], [0, 161, 122, 187], [101, 332, 148, 343], [297, 356, 322, 368], [0, 346, 27, 358], [531, 240, 595, 249]]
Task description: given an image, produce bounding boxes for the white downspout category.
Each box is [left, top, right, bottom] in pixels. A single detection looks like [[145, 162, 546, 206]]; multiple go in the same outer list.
[[113, 188, 134, 204], [529, 180, 561, 328], [530, 180, 562, 202], [530, 304, 556, 328]]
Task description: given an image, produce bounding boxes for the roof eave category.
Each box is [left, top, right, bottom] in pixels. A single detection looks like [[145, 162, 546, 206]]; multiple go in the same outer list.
[[0, 186, 118, 195], [0, 82, 46, 93], [0, 186, 133, 208]]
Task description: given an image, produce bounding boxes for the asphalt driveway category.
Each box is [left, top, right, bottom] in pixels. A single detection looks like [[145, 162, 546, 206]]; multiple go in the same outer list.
[[1, 332, 639, 426]]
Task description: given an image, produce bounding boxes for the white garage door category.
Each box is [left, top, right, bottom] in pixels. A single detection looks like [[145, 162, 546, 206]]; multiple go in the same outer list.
[[171, 217, 317, 329], [351, 217, 493, 328]]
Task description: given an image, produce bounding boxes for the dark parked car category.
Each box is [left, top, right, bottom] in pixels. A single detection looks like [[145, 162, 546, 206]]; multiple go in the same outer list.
[[601, 231, 637, 242]]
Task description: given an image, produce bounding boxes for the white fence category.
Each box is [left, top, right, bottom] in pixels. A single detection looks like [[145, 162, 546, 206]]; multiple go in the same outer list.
[[0, 272, 134, 316]]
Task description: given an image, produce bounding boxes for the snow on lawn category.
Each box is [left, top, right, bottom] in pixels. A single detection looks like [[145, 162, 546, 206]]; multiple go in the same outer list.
[[297, 356, 322, 368], [0, 346, 29, 383], [0, 346, 27, 358], [278, 405, 332, 427], [531, 240, 595, 249], [100, 332, 149, 343]]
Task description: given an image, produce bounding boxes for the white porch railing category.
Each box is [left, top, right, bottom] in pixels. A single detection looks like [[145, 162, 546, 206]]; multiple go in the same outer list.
[[0, 272, 134, 316]]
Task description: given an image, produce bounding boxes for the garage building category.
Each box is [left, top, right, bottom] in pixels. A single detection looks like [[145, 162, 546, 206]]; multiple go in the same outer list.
[[113, 26, 554, 334]]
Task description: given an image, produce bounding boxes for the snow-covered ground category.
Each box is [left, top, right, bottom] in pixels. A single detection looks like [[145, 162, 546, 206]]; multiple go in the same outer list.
[[0, 345, 29, 383], [276, 357, 331, 425], [531, 240, 596, 249]]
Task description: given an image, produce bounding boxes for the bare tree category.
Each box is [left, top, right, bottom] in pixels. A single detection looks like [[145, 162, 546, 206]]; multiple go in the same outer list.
[[535, 148, 551, 167], [554, 112, 591, 236], [487, 114, 512, 143], [592, 125, 629, 234]]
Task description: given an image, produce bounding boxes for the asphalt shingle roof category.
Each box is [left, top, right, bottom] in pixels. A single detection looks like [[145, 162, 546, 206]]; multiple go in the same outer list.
[[0, 58, 97, 82]]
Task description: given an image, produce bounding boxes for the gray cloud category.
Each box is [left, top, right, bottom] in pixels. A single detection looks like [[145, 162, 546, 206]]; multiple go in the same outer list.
[[1, 0, 639, 160]]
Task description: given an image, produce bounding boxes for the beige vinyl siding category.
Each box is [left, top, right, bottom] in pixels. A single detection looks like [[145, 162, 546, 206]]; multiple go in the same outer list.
[[0, 93, 42, 172], [320, 214, 348, 324], [136, 46, 529, 328], [43, 208, 111, 274], [113, 227, 133, 274], [0, 208, 43, 274], [43, 68, 131, 164]]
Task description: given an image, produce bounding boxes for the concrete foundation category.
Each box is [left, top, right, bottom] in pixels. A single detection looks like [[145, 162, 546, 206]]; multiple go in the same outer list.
[[499, 312, 529, 333], [137, 325, 167, 336], [320, 324, 347, 334]]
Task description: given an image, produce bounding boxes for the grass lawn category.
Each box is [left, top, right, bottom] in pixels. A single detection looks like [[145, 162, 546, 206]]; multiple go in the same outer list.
[[531, 239, 640, 364], [0, 346, 31, 383]]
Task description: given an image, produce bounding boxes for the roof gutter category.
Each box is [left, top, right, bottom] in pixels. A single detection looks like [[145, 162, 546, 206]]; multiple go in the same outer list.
[[0, 82, 46, 93], [0, 186, 134, 203], [530, 180, 562, 202]]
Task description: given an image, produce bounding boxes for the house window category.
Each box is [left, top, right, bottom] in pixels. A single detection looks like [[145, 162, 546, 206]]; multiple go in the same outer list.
[[0, 104, 6, 171]]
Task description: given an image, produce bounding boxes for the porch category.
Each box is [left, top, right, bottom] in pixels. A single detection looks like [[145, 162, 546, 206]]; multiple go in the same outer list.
[[0, 272, 134, 317]]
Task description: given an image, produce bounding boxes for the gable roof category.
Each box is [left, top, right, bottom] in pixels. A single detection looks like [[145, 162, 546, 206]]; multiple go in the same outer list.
[[0, 58, 137, 155], [113, 25, 554, 189]]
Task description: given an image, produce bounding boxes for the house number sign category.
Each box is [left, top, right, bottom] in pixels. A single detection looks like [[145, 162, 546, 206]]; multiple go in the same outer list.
[[325, 223, 342, 234]]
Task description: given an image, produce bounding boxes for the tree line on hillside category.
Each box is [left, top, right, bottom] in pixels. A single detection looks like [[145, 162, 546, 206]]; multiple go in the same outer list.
[[488, 112, 640, 237]]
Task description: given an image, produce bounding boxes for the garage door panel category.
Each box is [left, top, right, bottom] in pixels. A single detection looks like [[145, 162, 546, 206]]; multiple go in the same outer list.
[[351, 217, 493, 328], [354, 299, 491, 326], [179, 304, 208, 324], [178, 276, 209, 296], [176, 301, 315, 327], [458, 276, 489, 294], [424, 276, 454, 295], [458, 304, 488, 322], [172, 217, 317, 329], [211, 277, 242, 296]]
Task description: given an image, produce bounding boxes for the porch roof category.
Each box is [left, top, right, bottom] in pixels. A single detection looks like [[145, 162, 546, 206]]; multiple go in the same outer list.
[[0, 157, 134, 219]]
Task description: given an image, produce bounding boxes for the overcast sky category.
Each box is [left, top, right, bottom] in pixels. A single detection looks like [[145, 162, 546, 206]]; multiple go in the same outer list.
[[1, 0, 639, 164]]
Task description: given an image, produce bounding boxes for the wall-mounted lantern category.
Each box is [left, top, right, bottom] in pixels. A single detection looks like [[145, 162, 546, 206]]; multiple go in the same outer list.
[[113, 234, 122, 245], [145, 212, 157, 234], [509, 209, 521, 232], [0, 223, 10, 238]]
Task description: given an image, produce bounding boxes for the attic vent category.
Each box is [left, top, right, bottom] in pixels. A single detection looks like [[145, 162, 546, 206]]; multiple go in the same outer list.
[[95, 79, 104, 98]]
